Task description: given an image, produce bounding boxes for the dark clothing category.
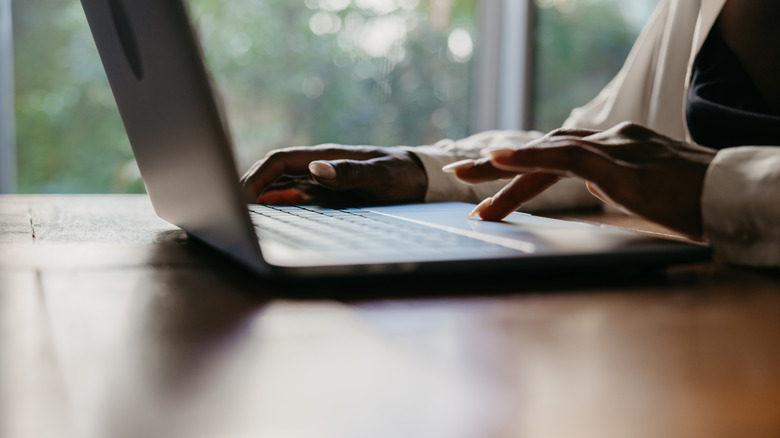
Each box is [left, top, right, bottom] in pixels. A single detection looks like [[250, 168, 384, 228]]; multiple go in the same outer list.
[[686, 26, 780, 149]]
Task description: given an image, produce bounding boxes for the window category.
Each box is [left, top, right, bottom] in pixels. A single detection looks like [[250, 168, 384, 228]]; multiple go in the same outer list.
[[191, 0, 477, 173], [533, 0, 658, 131], [7, 0, 656, 194], [0, 0, 14, 193]]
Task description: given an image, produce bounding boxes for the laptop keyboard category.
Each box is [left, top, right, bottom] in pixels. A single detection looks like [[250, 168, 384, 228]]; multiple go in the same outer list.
[[248, 204, 500, 254]]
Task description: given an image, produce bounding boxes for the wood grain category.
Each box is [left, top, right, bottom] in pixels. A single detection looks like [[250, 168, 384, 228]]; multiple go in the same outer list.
[[2, 195, 780, 438]]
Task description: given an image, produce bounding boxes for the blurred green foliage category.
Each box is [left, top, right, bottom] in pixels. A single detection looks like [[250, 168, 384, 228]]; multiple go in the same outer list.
[[12, 0, 476, 193], [11, 0, 652, 193], [13, 0, 136, 193], [533, 0, 654, 131], [189, 0, 476, 170]]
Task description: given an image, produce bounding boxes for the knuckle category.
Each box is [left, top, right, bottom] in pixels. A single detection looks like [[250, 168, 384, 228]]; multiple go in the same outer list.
[[546, 127, 586, 138], [266, 145, 318, 159], [546, 128, 569, 137], [614, 121, 647, 137], [312, 143, 343, 151], [333, 160, 364, 184], [532, 140, 579, 156], [615, 121, 639, 130], [545, 127, 600, 140], [263, 148, 288, 161]]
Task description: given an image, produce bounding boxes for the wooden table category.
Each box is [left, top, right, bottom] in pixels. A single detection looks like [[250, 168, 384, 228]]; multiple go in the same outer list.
[[2, 195, 780, 438]]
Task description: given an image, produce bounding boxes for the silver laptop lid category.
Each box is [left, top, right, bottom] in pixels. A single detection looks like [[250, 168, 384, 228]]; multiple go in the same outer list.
[[81, 0, 267, 273]]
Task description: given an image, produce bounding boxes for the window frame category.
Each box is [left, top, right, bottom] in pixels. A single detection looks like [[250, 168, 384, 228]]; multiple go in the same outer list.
[[0, 0, 15, 194], [472, 0, 534, 133]]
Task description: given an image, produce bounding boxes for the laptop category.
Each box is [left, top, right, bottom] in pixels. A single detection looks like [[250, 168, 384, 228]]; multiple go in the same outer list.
[[80, 0, 710, 276]]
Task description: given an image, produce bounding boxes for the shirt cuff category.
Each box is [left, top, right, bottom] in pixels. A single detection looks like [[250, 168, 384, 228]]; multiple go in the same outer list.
[[402, 131, 545, 203], [401, 142, 477, 203], [702, 147, 780, 267]]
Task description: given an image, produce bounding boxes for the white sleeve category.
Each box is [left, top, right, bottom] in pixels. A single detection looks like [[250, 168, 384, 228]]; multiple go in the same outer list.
[[702, 147, 780, 267], [402, 131, 599, 212]]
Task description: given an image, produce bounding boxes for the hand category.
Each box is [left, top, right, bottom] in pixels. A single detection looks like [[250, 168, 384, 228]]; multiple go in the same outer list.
[[443, 128, 601, 217], [447, 123, 717, 238], [240, 144, 428, 205]]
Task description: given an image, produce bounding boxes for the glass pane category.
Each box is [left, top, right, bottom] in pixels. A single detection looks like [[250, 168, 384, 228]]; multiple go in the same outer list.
[[191, 0, 476, 170], [532, 0, 659, 132], [13, 0, 476, 193], [13, 0, 135, 193]]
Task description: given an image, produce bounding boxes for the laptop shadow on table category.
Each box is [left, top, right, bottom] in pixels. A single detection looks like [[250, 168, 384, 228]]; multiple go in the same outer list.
[[153, 229, 712, 302]]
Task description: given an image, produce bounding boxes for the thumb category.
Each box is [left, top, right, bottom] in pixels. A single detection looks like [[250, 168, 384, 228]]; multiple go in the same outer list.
[[308, 159, 372, 191]]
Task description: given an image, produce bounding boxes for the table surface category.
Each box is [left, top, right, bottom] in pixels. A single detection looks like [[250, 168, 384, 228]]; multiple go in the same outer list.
[[2, 194, 780, 438]]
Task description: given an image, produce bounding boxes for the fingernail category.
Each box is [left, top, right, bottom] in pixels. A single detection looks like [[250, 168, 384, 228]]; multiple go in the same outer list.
[[468, 197, 493, 219], [309, 161, 337, 179], [442, 159, 475, 173], [481, 147, 514, 160]]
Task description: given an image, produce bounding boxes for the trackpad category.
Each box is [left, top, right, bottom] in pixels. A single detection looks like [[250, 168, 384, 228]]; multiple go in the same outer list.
[[369, 202, 652, 254]]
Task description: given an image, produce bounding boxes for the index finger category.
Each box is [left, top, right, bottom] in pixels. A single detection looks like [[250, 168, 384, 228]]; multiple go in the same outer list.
[[447, 158, 518, 184], [487, 139, 620, 184], [476, 172, 560, 221], [240, 146, 384, 203]]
